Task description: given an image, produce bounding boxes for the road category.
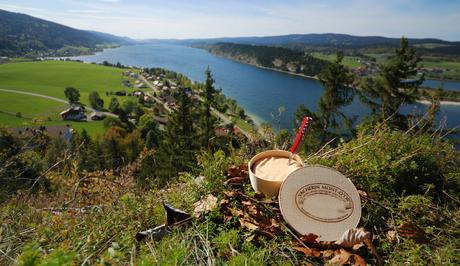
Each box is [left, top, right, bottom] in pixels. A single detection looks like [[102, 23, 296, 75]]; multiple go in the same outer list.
[[139, 76, 173, 113], [139, 75, 252, 138], [0, 88, 117, 119]]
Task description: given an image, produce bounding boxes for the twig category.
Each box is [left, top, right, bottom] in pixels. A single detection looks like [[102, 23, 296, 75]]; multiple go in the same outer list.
[[308, 137, 337, 159], [0, 248, 15, 263], [440, 124, 460, 139], [27, 142, 84, 198], [443, 190, 460, 204]]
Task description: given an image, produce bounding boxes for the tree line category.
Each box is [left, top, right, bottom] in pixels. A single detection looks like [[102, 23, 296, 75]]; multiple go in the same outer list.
[[202, 42, 330, 76]]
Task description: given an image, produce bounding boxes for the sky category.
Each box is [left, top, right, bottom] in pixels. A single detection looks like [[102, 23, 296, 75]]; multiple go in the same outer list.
[[0, 0, 459, 41]]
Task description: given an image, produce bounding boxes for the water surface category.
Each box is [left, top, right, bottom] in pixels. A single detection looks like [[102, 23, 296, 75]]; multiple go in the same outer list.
[[75, 44, 460, 132]]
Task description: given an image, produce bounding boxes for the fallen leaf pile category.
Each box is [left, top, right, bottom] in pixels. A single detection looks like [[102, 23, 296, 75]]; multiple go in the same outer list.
[[194, 164, 382, 265]]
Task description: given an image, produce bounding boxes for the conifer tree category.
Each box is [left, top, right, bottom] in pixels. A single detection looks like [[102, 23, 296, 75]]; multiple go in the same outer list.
[[361, 37, 423, 128], [294, 51, 355, 150], [155, 86, 199, 179], [317, 51, 355, 142], [199, 67, 218, 148]]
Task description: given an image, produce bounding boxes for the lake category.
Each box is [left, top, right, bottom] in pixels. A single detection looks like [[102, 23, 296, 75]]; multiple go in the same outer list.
[[74, 44, 460, 133]]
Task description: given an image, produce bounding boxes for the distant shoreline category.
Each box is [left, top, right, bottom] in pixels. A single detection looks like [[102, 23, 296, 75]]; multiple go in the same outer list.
[[202, 49, 460, 106], [417, 99, 460, 106]]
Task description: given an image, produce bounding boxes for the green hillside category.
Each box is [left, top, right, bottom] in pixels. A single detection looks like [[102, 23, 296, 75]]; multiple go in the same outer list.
[[0, 9, 132, 56]]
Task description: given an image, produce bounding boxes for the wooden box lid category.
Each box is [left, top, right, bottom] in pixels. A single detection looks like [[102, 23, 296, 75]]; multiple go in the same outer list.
[[278, 165, 361, 241]]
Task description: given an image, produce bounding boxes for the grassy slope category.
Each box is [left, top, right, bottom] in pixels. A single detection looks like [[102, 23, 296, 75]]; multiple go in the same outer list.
[[2, 127, 458, 265], [0, 61, 132, 136], [0, 60, 127, 105], [0, 91, 66, 120], [311, 52, 363, 68]]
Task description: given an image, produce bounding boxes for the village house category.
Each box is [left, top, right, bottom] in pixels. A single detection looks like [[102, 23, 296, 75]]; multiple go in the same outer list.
[[122, 80, 131, 87], [90, 111, 106, 121], [136, 82, 147, 89], [60, 104, 86, 121], [134, 90, 144, 97], [115, 90, 127, 96]]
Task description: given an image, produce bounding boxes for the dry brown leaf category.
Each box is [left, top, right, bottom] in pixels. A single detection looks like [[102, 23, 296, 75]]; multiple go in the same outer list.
[[300, 233, 319, 244], [227, 165, 240, 178], [229, 208, 244, 217], [329, 248, 366, 266], [219, 198, 229, 206], [223, 191, 237, 198], [238, 164, 248, 173], [239, 218, 259, 230], [335, 228, 371, 247], [322, 249, 335, 259], [293, 246, 321, 258], [350, 253, 367, 266], [398, 221, 426, 243], [193, 194, 218, 218], [245, 204, 259, 216], [386, 230, 397, 242], [225, 176, 246, 185], [357, 190, 368, 198], [255, 229, 276, 239]]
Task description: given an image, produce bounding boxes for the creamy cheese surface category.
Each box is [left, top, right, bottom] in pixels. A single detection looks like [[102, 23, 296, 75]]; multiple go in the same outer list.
[[252, 156, 302, 181]]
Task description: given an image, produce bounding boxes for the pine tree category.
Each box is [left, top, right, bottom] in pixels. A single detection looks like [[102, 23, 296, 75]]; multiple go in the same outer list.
[[89, 91, 104, 110], [199, 67, 218, 148], [155, 87, 199, 179], [108, 97, 121, 113], [361, 37, 423, 128], [317, 51, 355, 142], [294, 51, 355, 151]]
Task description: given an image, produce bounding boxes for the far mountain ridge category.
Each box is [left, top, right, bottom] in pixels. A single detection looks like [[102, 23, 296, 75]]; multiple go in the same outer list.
[[144, 33, 458, 46], [144, 33, 460, 56]]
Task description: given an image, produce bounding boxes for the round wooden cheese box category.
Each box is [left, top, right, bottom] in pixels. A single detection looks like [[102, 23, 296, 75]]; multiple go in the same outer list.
[[278, 165, 361, 241]]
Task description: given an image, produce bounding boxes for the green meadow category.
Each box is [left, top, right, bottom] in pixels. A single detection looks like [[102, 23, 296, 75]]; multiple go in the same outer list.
[[0, 60, 135, 135], [0, 91, 66, 120], [311, 52, 363, 68], [0, 60, 128, 105]]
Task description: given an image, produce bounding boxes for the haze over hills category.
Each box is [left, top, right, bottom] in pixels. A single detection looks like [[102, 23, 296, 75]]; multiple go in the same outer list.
[[1, 8, 460, 57], [0, 9, 134, 56], [149, 34, 460, 56]]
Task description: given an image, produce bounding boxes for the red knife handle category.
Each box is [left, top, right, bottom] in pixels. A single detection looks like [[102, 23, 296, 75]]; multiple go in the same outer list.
[[289, 117, 312, 154]]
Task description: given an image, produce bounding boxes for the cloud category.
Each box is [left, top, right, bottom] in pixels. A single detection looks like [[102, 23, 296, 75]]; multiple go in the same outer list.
[[0, 4, 45, 12], [67, 9, 105, 14], [1, 0, 459, 41]]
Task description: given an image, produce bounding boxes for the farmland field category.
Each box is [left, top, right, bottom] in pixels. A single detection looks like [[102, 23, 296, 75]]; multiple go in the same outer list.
[[0, 60, 137, 135], [311, 52, 363, 68], [0, 60, 129, 105], [0, 91, 66, 120]]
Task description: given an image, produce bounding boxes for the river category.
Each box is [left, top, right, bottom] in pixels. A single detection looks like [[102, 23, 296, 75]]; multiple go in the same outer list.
[[74, 44, 460, 134]]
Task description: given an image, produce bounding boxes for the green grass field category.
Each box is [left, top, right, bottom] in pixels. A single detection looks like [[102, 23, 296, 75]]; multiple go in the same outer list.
[[0, 60, 134, 135], [311, 52, 363, 68], [0, 91, 66, 120], [0, 60, 128, 106]]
